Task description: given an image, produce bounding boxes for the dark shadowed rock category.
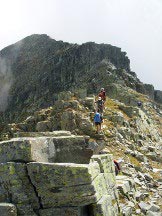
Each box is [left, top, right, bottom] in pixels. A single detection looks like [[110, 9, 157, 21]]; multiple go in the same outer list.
[[0, 203, 17, 216]]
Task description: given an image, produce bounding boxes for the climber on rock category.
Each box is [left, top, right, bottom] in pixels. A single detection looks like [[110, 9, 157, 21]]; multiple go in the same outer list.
[[95, 96, 104, 114], [137, 101, 142, 107], [114, 159, 123, 175], [98, 88, 106, 103], [94, 109, 103, 134]]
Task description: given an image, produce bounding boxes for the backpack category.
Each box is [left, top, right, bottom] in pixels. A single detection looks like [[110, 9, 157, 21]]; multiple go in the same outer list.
[[94, 113, 102, 123], [97, 99, 103, 108]]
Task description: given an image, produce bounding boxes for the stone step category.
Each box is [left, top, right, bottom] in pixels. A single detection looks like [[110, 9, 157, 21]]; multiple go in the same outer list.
[[116, 175, 135, 195], [0, 135, 93, 164], [13, 130, 72, 138]]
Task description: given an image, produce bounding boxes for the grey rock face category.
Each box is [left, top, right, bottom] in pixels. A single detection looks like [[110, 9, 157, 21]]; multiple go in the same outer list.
[[0, 163, 39, 215], [121, 205, 132, 216], [144, 84, 155, 100], [154, 90, 162, 104], [27, 154, 118, 214], [27, 162, 99, 208], [81, 97, 95, 110], [116, 175, 135, 195], [60, 110, 77, 131], [58, 91, 74, 101], [92, 195, 117, 216], [26, 154, 118, 215]]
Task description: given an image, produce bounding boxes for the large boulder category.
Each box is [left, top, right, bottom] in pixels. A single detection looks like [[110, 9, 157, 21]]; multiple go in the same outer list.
[[26, 154, 119, 215], [27, 162, 100, 208], [0, 135, 93, 164], [0, 150, 119, 216]]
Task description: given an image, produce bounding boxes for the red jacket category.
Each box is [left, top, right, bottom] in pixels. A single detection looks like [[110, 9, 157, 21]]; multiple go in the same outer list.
[[99, 91, 106, 100]]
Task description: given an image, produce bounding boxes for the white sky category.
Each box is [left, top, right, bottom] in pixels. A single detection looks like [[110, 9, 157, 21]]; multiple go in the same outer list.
[[0, 0, 162, 90]]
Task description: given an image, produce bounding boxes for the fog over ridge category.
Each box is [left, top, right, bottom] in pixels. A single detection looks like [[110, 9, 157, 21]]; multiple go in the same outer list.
[[0, 57, 12, 112]]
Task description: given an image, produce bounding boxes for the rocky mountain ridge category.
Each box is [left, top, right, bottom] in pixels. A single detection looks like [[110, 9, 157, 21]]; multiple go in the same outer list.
[[0, 34, 162, 123], [0, 35, 162, 216], [0, 88, 162, 215]]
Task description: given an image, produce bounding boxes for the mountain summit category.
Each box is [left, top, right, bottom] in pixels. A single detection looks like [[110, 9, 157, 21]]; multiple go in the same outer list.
[[0, 34, 161, 121]]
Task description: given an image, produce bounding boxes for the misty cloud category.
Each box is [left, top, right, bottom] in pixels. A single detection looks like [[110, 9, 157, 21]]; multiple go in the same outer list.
[[0, 57, 12, 112], [0, 38, 23, 112], [0, 0, 162, 90]]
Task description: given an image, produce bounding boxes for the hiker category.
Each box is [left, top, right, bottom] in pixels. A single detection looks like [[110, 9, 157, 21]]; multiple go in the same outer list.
[[114, 159, 123, 175], [137, 101, 142, 107], [94, 109, 103, 134], [95, 96, 104, 114], [98, 88, 106, 103]]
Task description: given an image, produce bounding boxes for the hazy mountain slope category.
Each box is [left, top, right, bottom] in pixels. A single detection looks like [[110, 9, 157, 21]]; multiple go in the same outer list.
[[0, 34, 161, 123], [0, 34, 134, 121]]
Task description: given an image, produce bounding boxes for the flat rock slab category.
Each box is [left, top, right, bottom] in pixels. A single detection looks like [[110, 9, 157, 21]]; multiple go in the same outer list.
[[27, 162, 100, 207], [27, 162, 100, 187], [14, 131, 72, 137], [51, 136, 92, 163], [27, 159, 118, 209], [0, 136, 93, 163], [0, 137, 51, 163], [0, 203, 17, 216], [0, 153, 119, 215]]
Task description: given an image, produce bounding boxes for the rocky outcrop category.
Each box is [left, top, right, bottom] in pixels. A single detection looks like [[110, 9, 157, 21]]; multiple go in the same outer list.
[[0, 34, 161, 124], [0, 37, 162, 215], [0, 132, 119, 216], [0, 87, 162, 215], [0, 135, 93, 164], [0, 34, 132, 120], [154, 90, 162, 104]]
